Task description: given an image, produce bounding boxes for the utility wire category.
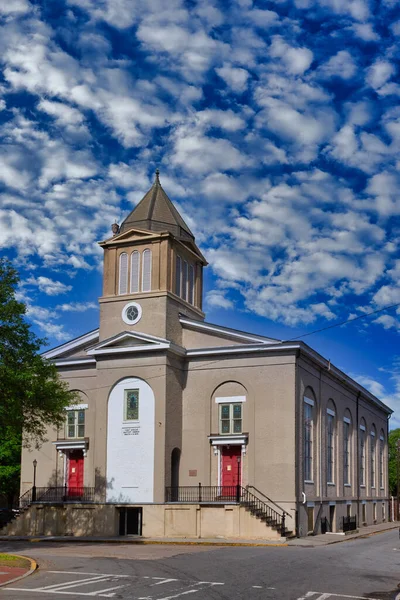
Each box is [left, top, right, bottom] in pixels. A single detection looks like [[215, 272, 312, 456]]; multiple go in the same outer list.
[[283, 301, 400, 343]]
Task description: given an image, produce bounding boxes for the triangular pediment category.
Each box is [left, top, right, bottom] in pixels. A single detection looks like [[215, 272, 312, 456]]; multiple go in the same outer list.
[[100, 228, 163, 247], [42, 329, 100, 360], [86, 331, 184, 356]]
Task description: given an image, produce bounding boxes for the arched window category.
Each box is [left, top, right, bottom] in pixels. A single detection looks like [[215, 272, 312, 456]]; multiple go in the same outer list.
[[343, 410, 352, 486], [142, 249, 152, 292], [119, 253, 128, 295], [379, 430, 385, 489], [130, 251, 140, 293], [360, 418, 366, 486], [188, 265, 195, 304], [327, 400, 336, 484], [304, 392, 315, 482], [370, 425, 376, 488], [182, 261, 188, 301], [175, 255, 181, 296]]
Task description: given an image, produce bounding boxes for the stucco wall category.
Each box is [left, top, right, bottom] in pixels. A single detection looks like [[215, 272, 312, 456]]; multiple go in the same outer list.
[[3, 503, 282, 540]]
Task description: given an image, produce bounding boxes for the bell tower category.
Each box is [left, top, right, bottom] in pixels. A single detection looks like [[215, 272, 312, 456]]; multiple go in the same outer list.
[[98, 170, 207, 345]]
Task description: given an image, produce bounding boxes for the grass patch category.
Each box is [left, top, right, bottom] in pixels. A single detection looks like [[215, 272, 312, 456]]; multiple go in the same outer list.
[[0, 553, 31, 569]]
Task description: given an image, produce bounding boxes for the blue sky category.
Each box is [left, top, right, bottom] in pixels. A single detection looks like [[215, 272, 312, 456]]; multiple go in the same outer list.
[[0, 0, 399, 424]]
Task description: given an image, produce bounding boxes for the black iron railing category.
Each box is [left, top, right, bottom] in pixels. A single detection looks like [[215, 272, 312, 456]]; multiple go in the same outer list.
[[19, 486, 96, 507], [342, 515, 357, 532], [165, 484, 289, 535], [165, 484, 240, 503]]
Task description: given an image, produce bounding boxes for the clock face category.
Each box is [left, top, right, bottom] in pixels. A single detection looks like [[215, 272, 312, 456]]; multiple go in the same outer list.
[[122, 302, 142, 325]]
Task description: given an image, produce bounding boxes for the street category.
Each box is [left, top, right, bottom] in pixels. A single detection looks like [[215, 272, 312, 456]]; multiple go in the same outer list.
[[1, 530, 400, 600]]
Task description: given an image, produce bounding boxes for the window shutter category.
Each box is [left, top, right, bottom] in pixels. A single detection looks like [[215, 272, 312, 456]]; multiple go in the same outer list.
[[130, 251, 140, 293], [142, 249, 152, 292], [182, 261, 188, 301], [119, 253, 128, 294], [188, 265, 195, 304], [175, 255, 181, 296]]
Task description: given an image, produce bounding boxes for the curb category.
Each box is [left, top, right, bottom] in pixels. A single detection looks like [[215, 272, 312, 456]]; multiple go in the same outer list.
[[0, 555, 38, 588], [1, 537, 287, 548]]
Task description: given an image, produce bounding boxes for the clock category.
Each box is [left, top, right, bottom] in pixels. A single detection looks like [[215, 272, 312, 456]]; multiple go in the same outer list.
[[122, 302, 142, 325]]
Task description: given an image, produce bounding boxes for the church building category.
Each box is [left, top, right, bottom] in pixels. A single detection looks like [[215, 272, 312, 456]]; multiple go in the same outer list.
[[13, 171, 392, 539]]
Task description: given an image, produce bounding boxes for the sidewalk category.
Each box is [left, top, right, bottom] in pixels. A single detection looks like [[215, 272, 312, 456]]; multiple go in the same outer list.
[[287, 520, 399, 547], [0, 521, 398, 547]]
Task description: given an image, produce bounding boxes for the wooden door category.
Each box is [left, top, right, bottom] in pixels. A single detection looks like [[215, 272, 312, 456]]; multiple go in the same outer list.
[[221, 446, 241, 488], [68, 450, 84, 491]]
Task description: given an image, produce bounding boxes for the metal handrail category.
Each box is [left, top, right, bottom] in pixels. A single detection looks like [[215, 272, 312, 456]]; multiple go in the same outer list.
[[165, 484, 287, 535], [19, 486, 96, 507], [240, 486, 287, 535], [246, 485, 292, 518]]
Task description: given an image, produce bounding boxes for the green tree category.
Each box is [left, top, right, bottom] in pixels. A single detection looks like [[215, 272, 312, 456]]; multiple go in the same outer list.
[[389, 428, 400, 496], [0, 259, 77, 505]]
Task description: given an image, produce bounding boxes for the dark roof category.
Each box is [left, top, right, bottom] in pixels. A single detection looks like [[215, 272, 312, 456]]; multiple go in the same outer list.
[[119, 170, 194, 241]]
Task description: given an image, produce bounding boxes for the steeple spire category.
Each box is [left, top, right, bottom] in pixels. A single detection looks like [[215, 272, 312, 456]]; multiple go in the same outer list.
[[118, 169, 194, 241]]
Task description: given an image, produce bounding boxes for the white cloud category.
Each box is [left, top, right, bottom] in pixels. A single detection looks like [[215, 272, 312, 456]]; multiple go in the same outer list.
[[367, 60, 395, 90], [216, 64, 249, 93], [170, 129, 250, 174], [352, 23, 379, 41], [319, 51, 357, 80], [26, 276, 72, 296], [206, 290, 234, 310], [269, 36, 313, 75], [57, 301, 98, 312], [0, 0, 32, 16]]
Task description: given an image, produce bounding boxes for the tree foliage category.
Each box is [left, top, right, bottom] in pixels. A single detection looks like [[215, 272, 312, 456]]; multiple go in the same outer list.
[[389, 428, 400, 496], [0, 259, 77, 447]]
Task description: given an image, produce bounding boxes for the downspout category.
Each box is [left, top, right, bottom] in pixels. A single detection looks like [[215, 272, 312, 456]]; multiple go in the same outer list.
[[356, 392, 360, 527]]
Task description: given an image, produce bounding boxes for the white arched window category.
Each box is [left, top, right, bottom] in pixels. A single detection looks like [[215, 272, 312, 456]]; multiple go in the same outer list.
[[343, 410, 352, 486], [327, 401, 336, 484], [370, 425, 376, 488], [119, 253, 128, 295], [142, 249, 152, 292], [182, 261, 188, 301], [379, 430, 385, 489], [175, 255, 181, 296], [360, 419, 366, 486], [130, 251, 140, 293], [304, 394, 314, 482], [188, 265, 195, 305]]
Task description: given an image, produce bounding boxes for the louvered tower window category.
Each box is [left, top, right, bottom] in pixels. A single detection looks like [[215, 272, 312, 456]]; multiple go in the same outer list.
[[119, 252, 128, 294], [142, 249, 152, 292], [175, 255, 181, 296], [188, 265, 195, 304], [130, 251, 140, 293], [182, 261, 188, 301]]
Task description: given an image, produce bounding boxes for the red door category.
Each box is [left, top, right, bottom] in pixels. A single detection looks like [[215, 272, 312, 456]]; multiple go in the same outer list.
[[67, 450, 84, 493], [221, 446, 241, 488]]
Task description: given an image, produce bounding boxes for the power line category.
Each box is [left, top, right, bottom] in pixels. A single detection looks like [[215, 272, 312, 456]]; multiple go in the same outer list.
[[283, 301, 400, 342]]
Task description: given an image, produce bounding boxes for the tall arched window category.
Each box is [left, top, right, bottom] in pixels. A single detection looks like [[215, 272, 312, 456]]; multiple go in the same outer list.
[[175, 255, 181, 296], [379, 430, 385, 489], [142, 249, 152, 292], [188, 265, 195, 304], [130, 251, 140, 293], [182, 261, 188, 301], [304, 393, 314, 482], [343, 410, 352, 486], [119, 253, 128, 295], [327, 401, 336, 484], [360, 418, 366, 486], [370, 425, 376, 488]]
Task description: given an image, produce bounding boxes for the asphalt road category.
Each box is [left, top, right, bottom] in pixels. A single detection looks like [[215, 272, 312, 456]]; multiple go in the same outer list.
[[1, 530, 400, 600]]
